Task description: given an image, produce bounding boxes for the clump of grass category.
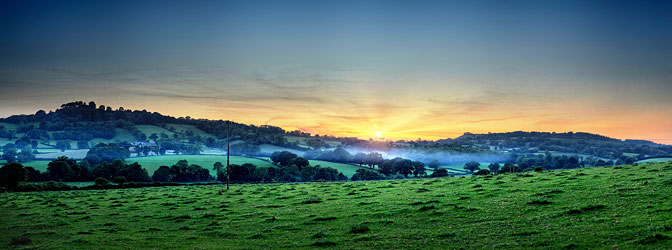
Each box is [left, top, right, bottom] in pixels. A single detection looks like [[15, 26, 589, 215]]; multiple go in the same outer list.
[[417, 188, 430, 193], [567, 204, 606, 214], [302, 195, 323, 204], [419, 205, 436, 211], [637, 233, 670, 244], [311, 240, 337, 246], [311, 231, 327, 239], [349, 224, 371, 234], [11, 236, 31, 246], [527, 199, 553, 205], [313, 216, 338, 221], [249, 233, 264, 239], [437, 233, 456, 238]]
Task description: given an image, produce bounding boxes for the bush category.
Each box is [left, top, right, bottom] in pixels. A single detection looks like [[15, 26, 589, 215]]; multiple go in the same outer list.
[[473, 169, 491, 176], [392, 174, 405, 179], [112, 176, 127, 185], [534, 166, 545, 172], [430, 168, 449, 178], [95, 177, 109, 186], [499, 164, 522, 174]]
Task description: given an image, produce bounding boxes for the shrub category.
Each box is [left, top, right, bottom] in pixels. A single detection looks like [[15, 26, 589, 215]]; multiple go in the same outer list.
[[430, 168, 449, 177], [499, 164, 522, 174], [112, 176, 127, 185], [534, 166, 545, 172], [473, 169, 491, 176], [95, 177, 109, 186]]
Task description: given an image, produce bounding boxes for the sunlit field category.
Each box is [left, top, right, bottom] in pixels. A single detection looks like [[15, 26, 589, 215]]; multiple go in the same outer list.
[[3, 163, 671, 249]]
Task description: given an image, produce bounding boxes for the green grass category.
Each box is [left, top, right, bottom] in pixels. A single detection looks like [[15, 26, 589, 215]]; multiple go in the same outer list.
[[259, 144, 306, 155], [438, 162, 491, 173], [126, 155, 274, 175], [164, 123, 214, 138], [2, 162, 672, 249], [636, 158, 672, 163], [308, 160, 365, 177], [12, 160, 51, 171], [135, 125, 176, 137]]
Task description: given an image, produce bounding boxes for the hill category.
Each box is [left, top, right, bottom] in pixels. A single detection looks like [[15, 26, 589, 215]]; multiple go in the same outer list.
[[452, 131, 672, 161], [2, 162, 671, 249]]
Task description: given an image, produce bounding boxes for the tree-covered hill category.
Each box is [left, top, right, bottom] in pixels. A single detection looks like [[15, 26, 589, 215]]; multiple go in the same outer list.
[[452, 131, 672, 160]]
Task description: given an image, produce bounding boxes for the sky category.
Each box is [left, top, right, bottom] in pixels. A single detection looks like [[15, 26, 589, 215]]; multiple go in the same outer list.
[[1, 0, 671, 143]]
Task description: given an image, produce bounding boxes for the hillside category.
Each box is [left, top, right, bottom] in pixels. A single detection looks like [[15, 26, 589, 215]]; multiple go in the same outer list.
[[453, 131, 672, 161], [2, 163, 671, 249]]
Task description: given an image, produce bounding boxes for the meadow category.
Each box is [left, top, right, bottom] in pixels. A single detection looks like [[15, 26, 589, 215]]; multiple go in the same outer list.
[[2, 162, 671, 249]]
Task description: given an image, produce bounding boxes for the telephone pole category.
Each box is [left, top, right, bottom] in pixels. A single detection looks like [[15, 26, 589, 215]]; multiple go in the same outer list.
[[226, 120, 230, 190]]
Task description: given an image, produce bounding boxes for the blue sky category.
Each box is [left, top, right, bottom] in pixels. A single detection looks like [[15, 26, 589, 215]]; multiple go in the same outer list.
[[1, 0, 671, 142]]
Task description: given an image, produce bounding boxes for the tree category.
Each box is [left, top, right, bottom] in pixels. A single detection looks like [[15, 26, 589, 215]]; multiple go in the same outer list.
[[500, 163, 522, 174], [412, 161, 426, 177], [473, 169, 491, 176], [270, 151, 298, 167], [352, 153, 367, 167], [463, 161, 481, 173], [351, 168, 386, 181], [428, 159, 441, 169], [213, 162, 224, 175], [152, 166, 173, 182], [0, 163, 26, 189], [47, 156, 77, 181], [87, 143, 130, 162], [288, 157, 309, 171], [393, 159, 414, 177], [488, 163, 501, 173], [56, 141, 71, 152], [365, 152, 384, 169], [430, 168, 449, 178]]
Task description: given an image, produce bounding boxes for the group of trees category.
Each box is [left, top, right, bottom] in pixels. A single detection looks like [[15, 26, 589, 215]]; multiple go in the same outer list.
[[2, 143, 35, 163], [0, 156, 153, 187], [266, 151, 348, 182], [152, 160, 212, 182]]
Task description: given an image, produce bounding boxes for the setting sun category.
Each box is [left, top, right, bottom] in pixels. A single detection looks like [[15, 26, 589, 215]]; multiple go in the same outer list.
[[375, 131, 383, 138]]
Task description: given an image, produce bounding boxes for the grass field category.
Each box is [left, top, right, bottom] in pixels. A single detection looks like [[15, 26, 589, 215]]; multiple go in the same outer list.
[[126, 155, 275, 175], [2, 162, 671, 249], [259, 144, 306, 155], [636, 158, 672, 163], [307, 160, 365, 177], [164, 123, 214, 138], [135, 125, 176, 137]]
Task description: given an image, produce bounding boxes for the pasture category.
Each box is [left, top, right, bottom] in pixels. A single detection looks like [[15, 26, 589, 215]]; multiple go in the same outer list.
[[636, 158, 672, 164], [127, 155, 275, 176], [2, 162, 671, 249]]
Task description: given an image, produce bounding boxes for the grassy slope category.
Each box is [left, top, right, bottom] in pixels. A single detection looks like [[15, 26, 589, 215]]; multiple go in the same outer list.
[[135, 125, 175, 137], [16, 155, 274, 176], [2, 163, 672, 249], [126, 155, 274, 175], [637, 158, 672, 163], [308, 160, 364, 177], [164, 123, 214, 138]]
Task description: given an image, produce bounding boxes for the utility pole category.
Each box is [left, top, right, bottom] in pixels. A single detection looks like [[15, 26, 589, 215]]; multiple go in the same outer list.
[[226, 120, 230, 190]]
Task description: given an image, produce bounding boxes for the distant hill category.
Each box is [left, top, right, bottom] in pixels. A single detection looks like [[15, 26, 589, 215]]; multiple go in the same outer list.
[[450, 131, 672, 160]]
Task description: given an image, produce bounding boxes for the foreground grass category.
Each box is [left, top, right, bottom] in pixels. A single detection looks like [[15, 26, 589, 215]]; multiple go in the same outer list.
[[2, 163, 672, 249]]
